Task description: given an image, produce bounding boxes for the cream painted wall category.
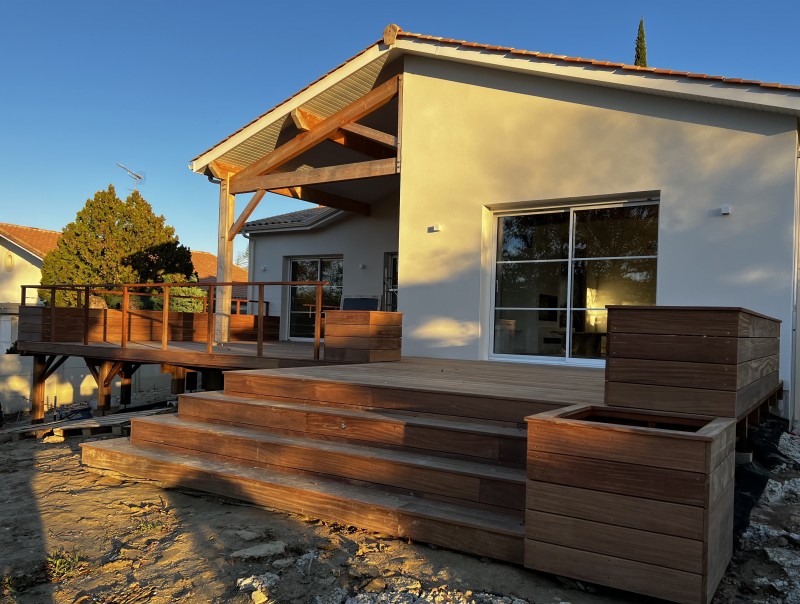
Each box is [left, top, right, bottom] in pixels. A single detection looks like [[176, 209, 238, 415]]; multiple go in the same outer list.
[[248, 196, 399, 339], [398, 57, 798, 415], [0, 241, 42, 305], [0, 354, 172, 416]]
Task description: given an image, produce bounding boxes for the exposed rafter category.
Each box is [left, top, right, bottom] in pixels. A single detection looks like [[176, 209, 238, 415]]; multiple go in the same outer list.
[[228, 190, 266, 241], [271, 186, 371, 216], [230, 75, 400, 186], [231, 158, 398, 195]]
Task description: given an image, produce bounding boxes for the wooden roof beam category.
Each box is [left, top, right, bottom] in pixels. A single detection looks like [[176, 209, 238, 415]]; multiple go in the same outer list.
[[228, 190, 266, 241], [271, 186, 371, 216], [292, 107, 398, 155], [231, 158, 398, 195], [231, 75, 400, 186]]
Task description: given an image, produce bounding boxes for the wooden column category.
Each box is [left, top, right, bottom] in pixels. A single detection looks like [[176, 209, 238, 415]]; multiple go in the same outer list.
[[215, 175, 235, 343], [29, 354, 69, 423], [119, 362, 140, 408], [30, 354, 47, 424], [96, 360, 114, 416]]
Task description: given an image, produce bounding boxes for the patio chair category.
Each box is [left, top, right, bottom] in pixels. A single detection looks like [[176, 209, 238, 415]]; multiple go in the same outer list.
[[340, 295, 381, 311]]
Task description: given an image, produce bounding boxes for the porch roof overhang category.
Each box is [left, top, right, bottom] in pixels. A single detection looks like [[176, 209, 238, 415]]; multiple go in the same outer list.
[[190, 25, 800, 181]]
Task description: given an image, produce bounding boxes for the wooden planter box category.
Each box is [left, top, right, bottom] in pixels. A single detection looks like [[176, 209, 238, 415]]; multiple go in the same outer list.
[[525, 404, 735, 604], [323, 311, 402, 362], [605, 306, 780, 418]]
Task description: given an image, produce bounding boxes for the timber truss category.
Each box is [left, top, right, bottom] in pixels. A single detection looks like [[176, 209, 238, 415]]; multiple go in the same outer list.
[[212, 74, 403, 242]]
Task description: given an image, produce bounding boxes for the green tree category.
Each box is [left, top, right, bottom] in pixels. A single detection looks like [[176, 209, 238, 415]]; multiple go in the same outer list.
[[41, 185, 194, 306], [634, 18, 648, 67]]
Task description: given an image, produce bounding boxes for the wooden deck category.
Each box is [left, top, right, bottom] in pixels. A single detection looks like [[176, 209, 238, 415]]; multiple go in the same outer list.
[[18, 339, 326, 371]]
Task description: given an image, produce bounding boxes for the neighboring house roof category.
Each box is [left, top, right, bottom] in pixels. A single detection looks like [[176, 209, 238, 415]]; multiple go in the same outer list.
[[0, 223, 61, 261], [0, 222, 246, 296], [243, 206, 345, 234], [190, 24, 800, 174], [192, 250, 249, 300]]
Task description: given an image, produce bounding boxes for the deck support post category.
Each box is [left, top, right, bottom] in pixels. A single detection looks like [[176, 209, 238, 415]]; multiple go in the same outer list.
[[215, 175, 235, 344], [30, 354, 70, 423], [201, 368, 224, 392], [119, 362, 140, 408], [30, 355, 47, 424]]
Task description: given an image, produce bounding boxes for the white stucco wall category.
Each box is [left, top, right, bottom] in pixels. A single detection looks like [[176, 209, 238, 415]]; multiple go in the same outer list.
[[248, 196, 399, 338], [0, 354, 172, 416], [398, 57, 798, 411], [0, 241, 42, 305]]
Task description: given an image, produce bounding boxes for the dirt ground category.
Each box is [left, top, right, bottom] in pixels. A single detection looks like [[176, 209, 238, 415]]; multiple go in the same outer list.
[[1, 428, 799, 604]]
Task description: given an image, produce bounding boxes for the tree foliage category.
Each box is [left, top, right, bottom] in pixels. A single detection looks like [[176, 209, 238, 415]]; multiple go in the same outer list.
[[41, 185, 195, 306], [634, 18, 648, 67]]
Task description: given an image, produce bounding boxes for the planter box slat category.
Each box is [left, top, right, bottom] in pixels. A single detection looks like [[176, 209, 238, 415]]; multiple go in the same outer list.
[[525, 404, 734, 604]]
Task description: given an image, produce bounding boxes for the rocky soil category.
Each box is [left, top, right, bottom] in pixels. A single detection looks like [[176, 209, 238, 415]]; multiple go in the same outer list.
[[0, 422, 798, 604]]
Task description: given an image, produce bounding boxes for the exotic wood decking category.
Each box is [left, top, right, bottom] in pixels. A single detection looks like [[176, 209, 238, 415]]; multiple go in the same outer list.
[[82, 359, 605, 565]]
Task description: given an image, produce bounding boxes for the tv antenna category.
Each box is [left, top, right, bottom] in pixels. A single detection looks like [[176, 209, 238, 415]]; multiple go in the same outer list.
[[116, 163, 145, 191]]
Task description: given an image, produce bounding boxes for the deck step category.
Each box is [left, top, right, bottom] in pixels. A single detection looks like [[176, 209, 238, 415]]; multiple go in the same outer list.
[[80, 438, 524, 564], [130, 415, 526, 514], [222, 370, 557, 424], [178, 392, 527, 466]]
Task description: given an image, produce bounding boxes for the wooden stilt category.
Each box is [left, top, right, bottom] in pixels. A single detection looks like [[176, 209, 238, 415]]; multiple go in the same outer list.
[[119, 362, 140, 408], [202, 369, 224, 392], [30, 355, 47, 424], [215, 175, 235, 343], [96, 360, 114, 416]]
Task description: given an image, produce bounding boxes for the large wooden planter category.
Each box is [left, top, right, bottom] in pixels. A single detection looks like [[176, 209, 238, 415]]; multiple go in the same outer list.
[[605, 306, 780, 418], [323, 311, 402, 362], [525, 404, 735, 604]]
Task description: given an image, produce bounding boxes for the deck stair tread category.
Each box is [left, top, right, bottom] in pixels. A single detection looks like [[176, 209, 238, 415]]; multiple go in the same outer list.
[[133, 414, 525, 483], [180, 391, 527, 439], [81, 438, 524, 563]]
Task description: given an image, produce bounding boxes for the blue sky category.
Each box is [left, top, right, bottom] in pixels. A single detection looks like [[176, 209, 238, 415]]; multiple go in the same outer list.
[[1, 1, 797, 258]]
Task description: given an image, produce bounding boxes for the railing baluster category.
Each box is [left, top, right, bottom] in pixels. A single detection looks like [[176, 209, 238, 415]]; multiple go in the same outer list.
[[161, 285, 170, 351], [121, 286, 129, 347], [50, 287, 56, 343], [206, 285, 215, 354], [314, 282, 322, 360], [83, 286, 90, 345], [257, 284, 264, 357]]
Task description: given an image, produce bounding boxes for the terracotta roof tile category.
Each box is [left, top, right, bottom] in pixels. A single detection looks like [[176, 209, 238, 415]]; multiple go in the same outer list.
[[393, 29, 800, 92], [0, 223, 61, 259]]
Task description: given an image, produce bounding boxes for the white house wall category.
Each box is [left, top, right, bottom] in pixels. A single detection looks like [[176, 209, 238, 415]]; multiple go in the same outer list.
[[0, 241, 42, 305], [398, 57, 798, 417], [249, 196, 399, 337]]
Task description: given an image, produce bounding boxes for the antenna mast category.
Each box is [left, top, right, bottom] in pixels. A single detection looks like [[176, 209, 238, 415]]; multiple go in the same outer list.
[[116, 163, 144, 191]]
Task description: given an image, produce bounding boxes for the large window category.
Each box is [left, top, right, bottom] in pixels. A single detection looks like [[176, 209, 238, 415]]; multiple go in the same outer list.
[[288, 257, 343, 338], [493, 202, 658, 360]]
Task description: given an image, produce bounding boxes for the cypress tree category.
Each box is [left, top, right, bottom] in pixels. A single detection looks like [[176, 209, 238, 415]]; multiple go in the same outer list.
[[634, 18, 648, 67]]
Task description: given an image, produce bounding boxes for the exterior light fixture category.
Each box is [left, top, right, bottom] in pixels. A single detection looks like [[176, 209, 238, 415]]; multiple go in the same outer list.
[[4, 253, 13, 272]]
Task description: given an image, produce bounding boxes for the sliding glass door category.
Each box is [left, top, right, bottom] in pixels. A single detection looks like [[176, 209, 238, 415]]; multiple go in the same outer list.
[[493, 202, 658, 361], [288, 257, 343, 338]]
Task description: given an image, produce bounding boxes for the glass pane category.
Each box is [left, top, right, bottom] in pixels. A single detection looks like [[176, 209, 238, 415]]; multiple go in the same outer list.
[[289, 312, 316, 338], [570, 310, 608, 359], [571, 259, 657, 309], [574, 205, 658, 259], [322, 287, 342, 308], [498, 213, 570, 261], [493, 309, 567, 357], [495, 261, 568, 309], [320, 259, 343, 287], [290, 285, 318, 311], [291, 259, 319, 282]]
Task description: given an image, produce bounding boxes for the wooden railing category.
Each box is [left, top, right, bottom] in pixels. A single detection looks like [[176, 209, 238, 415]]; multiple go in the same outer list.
[[19, 281, 328, 360]]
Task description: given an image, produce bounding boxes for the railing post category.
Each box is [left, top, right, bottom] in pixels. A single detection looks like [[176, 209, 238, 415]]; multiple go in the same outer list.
[[83, 286, 90, 345], [20, 285, 26, 307], [314, 283, 322, 360], [257, 284, 264, 357], [206, 285, 215, 353], [161, 285, 170, 351], [121, 286, 129, 348], [50, 287, 56, 343]]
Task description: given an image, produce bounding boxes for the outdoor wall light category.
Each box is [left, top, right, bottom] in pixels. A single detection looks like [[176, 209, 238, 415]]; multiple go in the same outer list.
[[427, 225, 442, 233], [720, 205, 732, 216], [4, 253, 13, 272]]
